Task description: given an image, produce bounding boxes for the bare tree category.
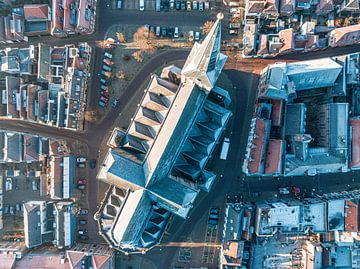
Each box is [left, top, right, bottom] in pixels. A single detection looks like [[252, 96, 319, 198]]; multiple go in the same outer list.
[[116, 32, 127, 43], [133, 26, 156, 53], [116, 70, 128, 80], [202, 21, 215, 35], [85, 111, 97, 122], [132, 50, 144, 62]]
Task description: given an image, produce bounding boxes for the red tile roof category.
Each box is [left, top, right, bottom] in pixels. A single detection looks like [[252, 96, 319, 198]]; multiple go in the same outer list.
[[350, 118, 360, 168], [280, 0, 294, 15], [241, 208, 252, 240], [270, 99, 283, 126], [265, 139, 284, 175], [306, 35, 319, 49], [247, 117, 270, 175], [92, 255, 111, 269], [330, 24, 360, 47], [67, 252, 85, 268], [279, 28, 295, 53], [247, 0, 266, 13], [316, 0, 333, 15], [257, 34, 269, 55], [345, 200, 358, 232], [52, 0, 64, 30], [24, 4, 49, 20]]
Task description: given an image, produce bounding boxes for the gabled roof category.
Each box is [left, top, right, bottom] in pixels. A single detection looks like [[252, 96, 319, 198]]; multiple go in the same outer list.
[[316, 0, 333, 15], [92, 255, 111, 269], [24, 4, 49, 20], [67, 252, 85, 268]]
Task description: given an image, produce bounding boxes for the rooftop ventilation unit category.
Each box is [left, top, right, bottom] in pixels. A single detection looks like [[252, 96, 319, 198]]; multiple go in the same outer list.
[[69, 48, 78, 58]]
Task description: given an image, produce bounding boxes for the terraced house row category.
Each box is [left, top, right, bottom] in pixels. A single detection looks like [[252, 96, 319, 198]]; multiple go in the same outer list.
[[0, 1, 97, 43], [0, 42, 91, 130]]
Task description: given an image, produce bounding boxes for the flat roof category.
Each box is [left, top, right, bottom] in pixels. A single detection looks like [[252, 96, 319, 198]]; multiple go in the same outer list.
[[328, 199, 345, 231], [269, 204, 300, 228]]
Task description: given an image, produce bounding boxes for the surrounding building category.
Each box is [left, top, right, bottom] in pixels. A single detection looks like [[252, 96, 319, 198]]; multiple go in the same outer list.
[[219, 203, 252, 268], [0, 11, 27, 44], [0, 42, 91, 130], [0, 131, 49, 163], [49, 156, 75, 199], [243, 53, 360, 177], [95, 13, 232, 253], [51, 0, 98, 37], [0, 243, 114, 269], [219, 189, 360, 268], [23, 4, 51, 36], [243, 0, 360, 57], [23, 200, 75, 249]]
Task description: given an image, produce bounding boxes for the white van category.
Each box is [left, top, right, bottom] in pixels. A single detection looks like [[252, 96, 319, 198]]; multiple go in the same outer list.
[[140, 0, 145, 11]]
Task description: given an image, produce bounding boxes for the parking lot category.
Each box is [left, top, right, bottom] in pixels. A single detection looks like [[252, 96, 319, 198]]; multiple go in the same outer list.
[[117, 0, 214, 12], [1, 172, 43, 241]]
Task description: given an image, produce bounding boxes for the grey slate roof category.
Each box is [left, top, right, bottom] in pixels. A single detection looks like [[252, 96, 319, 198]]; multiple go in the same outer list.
[[285, 103, 307, 136]]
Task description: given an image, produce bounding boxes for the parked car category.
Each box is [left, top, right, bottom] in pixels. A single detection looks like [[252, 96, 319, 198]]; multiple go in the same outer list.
[[174, 27, 179, 38], [139, 0, 145, 11], [112, 100, 119, 108], [104, 52, 113, 59], [186, 0, 191, 10], [77, 157, 87, 163], [89, 159, 96, 169], [98, 100, 107, 108], [100, 78, 110, 85], [195, 31, 200, 41], [198, 2, 204, 10], [78, 208, 89, 215], [156, 26, 161, 37], [15, 203, 21, 212], [192, 0, 197, 9], [4, 205, 9, 214], [78, 235, 89, 241], [229, 29, 239, 35], [170, 0, 175, 9], [168, 27, 173, 37], [208, 218, 218, 228], [230, 7, 241, 13], [32, 180, 38, 191], [78, 179, 87, 185], [100, 96, 108, 103], [204, 1, 209, 9], [100, 85, 108, 91], [161, 27, 167, 37], [77, 184, 86, 190], [5, 178, 12, 191], [102, 65, 112, 72], [78, 229, 87, 235], [279, 187, 290, 195], [100, 70, 112, 78], [79, 219, 87, 225], [77, 162, 86, 168], [175, 1, 181, 9], [210, 207, 220, 214], [209, 213, 219, 220], [188, 30, 194, 41], [181, 1, 186, 10], [251, 191, 262, 198], [103, 58, 113, 66], [9, 206, 14, 215], [117, 0, 122, 8], [150, 26, 155, 34], [101, 90, 109, 98]]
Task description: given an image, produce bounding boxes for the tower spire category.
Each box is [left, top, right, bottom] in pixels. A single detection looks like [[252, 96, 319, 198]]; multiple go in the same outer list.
[[181, 13, 228, 92]]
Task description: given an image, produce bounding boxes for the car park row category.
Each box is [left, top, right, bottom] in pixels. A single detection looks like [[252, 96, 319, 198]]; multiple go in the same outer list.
[[98, 52, 113, 108]]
